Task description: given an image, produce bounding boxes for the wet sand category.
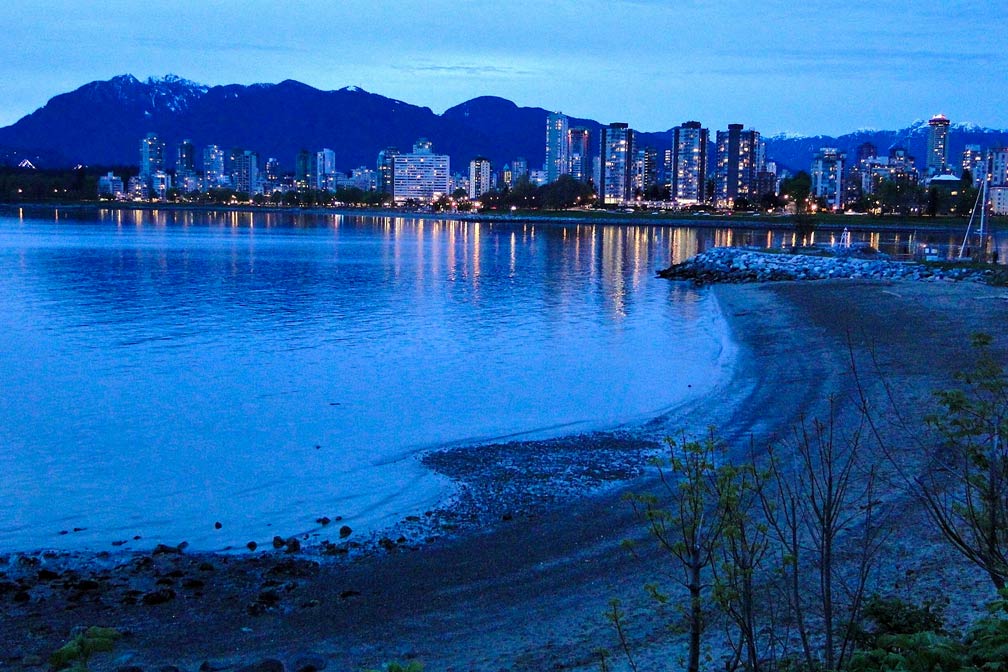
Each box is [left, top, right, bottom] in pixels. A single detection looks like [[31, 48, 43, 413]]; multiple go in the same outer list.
[[2, 278, 1004, 671]]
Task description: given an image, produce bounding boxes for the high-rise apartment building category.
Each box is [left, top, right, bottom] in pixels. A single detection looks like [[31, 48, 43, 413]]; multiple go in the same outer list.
[[545, 112, 570, 184], [234, 150, 260, 195], [600, 123, 633, 205], [295, 150, 313, 190], [176, 139, 196, 173], [316, 149, 336, 191], [512, 157, 528, 182], [962, 145, 985, 186], [139, 132, 164, 182], [568, 127, 590, 183], [632, 147, 659, 196], [715, 124, 764, 208], [811, 147, 846, 211], [377, 147, 399, 195], [926, 113, 951, 177], [393, 139, 450, 204], [203, 145, 226, 188], [469, 157, 492, 199], [672, 121, 708, 204]]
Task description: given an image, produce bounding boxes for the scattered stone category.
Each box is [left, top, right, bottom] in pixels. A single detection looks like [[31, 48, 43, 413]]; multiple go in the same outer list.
[[75, 578, 101, 591], [237, 659, 285, 672], [338, 525, 352, 539], [182, 578, 205, 590], [155, 577, 174, 586], [13, 590, 30, 602], [291, 654, 326, 672], [247, 541, 258, 551], [152, 544, 181, 555], [112, 540, 128, 546], [199, 661, 229, 672], [284, 537, 301, 554], [214, 521, 223, 529], [315, 516, 330, 526], [265, 558, 319, 578], [198, 562, 216, 572], [141, 588, 176, 605], [339, 589, 361, 600], [116, 666, 144, 672], [272, 536, 286, 549], [37, 568, 60, 581], [158, 666, 182, 672], [378, 537, 396, 551]]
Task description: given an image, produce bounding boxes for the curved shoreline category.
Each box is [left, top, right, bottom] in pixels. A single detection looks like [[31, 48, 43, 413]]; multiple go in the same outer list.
[[2, 280, 1003, 671]]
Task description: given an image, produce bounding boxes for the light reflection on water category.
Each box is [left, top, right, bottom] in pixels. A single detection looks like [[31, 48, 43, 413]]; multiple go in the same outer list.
[[0, 208, 740, 553]]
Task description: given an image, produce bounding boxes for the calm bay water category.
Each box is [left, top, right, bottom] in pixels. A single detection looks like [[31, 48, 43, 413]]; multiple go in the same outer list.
[[0, 207, 739, 553]]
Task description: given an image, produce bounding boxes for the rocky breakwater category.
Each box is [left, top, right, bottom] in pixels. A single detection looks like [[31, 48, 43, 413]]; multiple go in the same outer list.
[[659, 247, 996, 284]]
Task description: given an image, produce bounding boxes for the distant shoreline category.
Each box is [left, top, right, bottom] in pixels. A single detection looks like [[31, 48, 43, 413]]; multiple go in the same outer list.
[[1, 200, 997, 233]]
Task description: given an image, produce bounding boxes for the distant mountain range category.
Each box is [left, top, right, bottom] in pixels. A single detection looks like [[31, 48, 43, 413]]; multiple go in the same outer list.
[[1, 75, 1007, 176]]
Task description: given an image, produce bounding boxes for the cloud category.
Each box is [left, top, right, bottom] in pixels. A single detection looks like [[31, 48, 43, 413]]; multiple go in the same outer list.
[[393, 63, 537, 77]]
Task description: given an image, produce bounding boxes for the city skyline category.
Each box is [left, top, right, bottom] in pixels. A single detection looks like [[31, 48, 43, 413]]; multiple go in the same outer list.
[[2, 1, 1006, 136]]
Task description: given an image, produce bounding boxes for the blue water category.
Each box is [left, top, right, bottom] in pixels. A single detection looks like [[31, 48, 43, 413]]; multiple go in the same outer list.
[[0, 207, 735, 552]]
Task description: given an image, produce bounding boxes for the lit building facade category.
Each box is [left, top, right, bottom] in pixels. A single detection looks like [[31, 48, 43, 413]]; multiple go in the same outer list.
[[393, 139, 450, 203], [600, 123, 633, 205], [568, 127, 590, 183], [97, 172, 125, 199], [377, 147, 399, 195], [234, 150, 260, 195], [926, 113, 951, 177], [139, 132, 165, 185], [469, 157, 492, 199], [811, 147, 846, 211], [316, 149, 336, 190], [672, 121, 708, 204], [632, 147, 659, 196], [203, 145, 226, 188], [962, 144, 985, 186], [545, 112, 570, 183], [715, 124, 764, 208]]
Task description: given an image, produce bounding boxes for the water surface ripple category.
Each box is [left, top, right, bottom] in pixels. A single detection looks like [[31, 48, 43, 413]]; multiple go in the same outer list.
[[0, 208, 734, 552]]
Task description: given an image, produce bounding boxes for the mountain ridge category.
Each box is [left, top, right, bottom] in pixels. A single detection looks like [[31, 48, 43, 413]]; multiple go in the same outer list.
[[1, 75, 1006, 176]]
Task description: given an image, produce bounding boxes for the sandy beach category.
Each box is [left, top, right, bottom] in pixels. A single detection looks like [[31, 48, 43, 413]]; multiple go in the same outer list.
[[2, 278, 1003, 671]]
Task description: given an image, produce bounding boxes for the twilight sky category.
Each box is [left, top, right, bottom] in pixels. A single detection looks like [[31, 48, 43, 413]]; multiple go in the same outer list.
[[4, 0, 1005, 136]]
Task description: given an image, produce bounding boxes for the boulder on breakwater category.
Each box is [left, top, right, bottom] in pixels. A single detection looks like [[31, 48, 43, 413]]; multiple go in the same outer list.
[[658, 247, 994, 285]]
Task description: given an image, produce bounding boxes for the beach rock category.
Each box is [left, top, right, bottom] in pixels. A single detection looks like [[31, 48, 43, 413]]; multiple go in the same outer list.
[[238, 660, 285, 672], [199, 661, 230, 672], [265, 558, 319, 578], [291, 654, 326, 672], [198, 562, 216, 572], [338, 525, 352, 538], [152, 544, 181, 556], [36, 568, 60, 581], [13, 590, 30, 602], [141, 588, 176, 605], [116, 666, 144, 672], [182, 578, 205, 590]]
